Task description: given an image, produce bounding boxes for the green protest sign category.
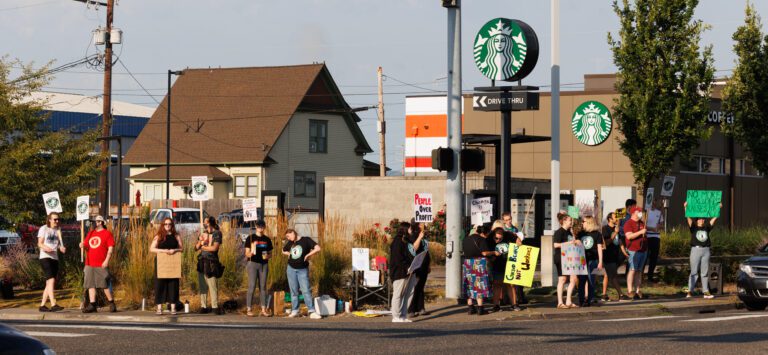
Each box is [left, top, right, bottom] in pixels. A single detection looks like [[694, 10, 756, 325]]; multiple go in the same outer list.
[[567, 205, 580, 219], [685, 190, 721, 218]]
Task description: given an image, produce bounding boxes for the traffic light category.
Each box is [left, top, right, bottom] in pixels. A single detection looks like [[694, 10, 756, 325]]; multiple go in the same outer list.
[[461, 148, 485, 172], [431, 147, 453, 171]]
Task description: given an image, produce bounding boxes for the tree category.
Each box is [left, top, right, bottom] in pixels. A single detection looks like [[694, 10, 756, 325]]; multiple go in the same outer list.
[[0, 57, 103, 224], [608, 0, 715, 208], [723, 3, 768, 176]]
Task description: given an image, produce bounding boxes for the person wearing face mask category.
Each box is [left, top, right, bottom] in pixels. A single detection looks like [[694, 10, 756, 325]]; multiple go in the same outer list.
[[684, 201, 721, 299], [623, 206, 648, 300], [196, 216, 223, 315]]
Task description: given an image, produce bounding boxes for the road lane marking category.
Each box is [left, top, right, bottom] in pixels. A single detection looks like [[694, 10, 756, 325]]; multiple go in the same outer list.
[[592, 316, 685, 322], [684, 314, 768, 322], [25, 331, 93, 338], [18, 324, 178, 332]]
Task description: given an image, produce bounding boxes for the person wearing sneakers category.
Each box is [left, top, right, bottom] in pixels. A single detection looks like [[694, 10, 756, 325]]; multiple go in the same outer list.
[[282, 229, 322, 319], [150, 218, 183, 315], [389, 222, 420, 323], [80, 216, 116, 313], [601, 212, 629, 302], [684, 201, 721, 299], [577, 216, 603, 307], [38, 213, 66, 313], [554, 212, 580, 309], [244, 220, 272, 317], [195, 216, 224, 315], [623, 206, 648, 300], [462, 224, 495, 316]]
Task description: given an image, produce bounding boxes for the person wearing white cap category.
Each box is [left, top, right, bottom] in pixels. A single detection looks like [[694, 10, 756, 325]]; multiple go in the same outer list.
[[79, 215, 116, 313]]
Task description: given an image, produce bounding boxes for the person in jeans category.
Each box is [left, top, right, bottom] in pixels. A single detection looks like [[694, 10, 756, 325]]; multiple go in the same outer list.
[[601, 212, 629, 301], [150, 218, 182, 315], [390, 222, 421, 323], [623, 206, 647, 300], [195, 216, 223, 315], [282, 229, 322, 319], [244, 220, 273, 317], [80, 215, 116, 313], [462, 224, 495, 315], [577, 216, 603, 307], [554, 212, 580, 309], [684, 201, 721, 299], [38, 213, 66, 312], [645, 199, 664, 283]]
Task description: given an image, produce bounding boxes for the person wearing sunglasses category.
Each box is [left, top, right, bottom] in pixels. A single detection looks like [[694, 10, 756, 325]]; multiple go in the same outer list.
[[38, 213, 66, 312], [150, 218, 183, 315]]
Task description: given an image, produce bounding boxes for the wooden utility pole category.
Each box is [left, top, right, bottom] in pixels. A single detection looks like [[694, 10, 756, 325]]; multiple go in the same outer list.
[[377, 67, 386, 176], [98, 0, 115, 219]]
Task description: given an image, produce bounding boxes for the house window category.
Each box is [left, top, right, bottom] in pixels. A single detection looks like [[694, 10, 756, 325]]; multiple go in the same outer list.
[[294, 171, 317, 197], [144, 184, 162, 201], [739, 159, 764, 177], [309, 120, 328, 153], [234, 175, 259, 197], [681, 155, 726, 175]]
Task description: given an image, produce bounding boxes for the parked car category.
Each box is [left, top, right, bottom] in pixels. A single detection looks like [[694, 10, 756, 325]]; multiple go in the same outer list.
[[0, 323, 54, 354], [18, 219, 80, 253], [737, 243, 768, 311], [149, 207, 209, 236], [0, 217, 21, 254], [218, 208, 262, 243]]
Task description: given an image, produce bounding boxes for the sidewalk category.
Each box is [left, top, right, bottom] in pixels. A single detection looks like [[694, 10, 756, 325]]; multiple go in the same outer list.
[[0, 295, 740, 324]]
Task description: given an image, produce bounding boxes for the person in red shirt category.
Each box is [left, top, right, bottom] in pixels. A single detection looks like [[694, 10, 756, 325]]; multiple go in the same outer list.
[[623, 207, 648, 300], [79, 215, 116, 313]]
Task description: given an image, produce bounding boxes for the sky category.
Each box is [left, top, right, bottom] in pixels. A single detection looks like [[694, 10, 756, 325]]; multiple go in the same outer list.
[[2, 0, 767, 172]]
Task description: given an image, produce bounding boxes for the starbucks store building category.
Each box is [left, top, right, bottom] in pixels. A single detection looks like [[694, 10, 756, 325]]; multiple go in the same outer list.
[[404, 74, 767, 229]]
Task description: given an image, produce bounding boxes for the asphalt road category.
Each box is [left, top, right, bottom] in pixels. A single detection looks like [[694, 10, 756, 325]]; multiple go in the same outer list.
[[6, 310, 768, 354]]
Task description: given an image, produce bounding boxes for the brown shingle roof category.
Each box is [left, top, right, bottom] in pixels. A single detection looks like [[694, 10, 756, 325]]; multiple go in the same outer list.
[[130, 166, 231, 181], [124, 64, 371, 165]]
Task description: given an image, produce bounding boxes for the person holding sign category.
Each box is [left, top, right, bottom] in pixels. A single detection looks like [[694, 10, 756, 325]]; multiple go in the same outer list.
[[576, 216, 603, 307], [489, 227, 523, 312], [462, 225, 495, 315], [150, 218, 183, 315], [196, 216, 224, 315], [645, 199, 664, 283], [244, 220, 273, 317], [407, 220, 431, 318], [282, 229, 322, 319], [601, 212, 629, 302], [553, 212, 579, 309], [79, 216, 116, 313], [389, 222, 420, 323], [623, 206, 648, 300], [684, 201, 721, 299], [38, 213, 66, 312]]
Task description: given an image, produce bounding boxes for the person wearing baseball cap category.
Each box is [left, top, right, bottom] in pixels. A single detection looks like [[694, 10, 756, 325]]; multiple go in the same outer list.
[[623, 206, 648, 300], [79, 215, 116, 313]]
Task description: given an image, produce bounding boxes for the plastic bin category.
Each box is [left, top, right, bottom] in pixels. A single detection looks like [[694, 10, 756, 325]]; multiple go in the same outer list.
[[314, 295, 337, 316]]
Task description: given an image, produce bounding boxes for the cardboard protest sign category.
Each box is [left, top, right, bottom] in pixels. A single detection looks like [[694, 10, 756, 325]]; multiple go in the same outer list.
[[42, 191, 63, 215], [504, 245, 539, 287], [352, 248, 370, 271], [685, 190, 722, 218], [242, 198, 259, 222], [413, 193, 433, 223], [660, 175, 676, 197], [560, 243, 588, 276], [567, 205, 580, 219], [76, 195, 90, 221], [503, 245, 520, 284], [156, 252, 182, 279], [190, 176, 210, 201], [408, 250, 428, 274]]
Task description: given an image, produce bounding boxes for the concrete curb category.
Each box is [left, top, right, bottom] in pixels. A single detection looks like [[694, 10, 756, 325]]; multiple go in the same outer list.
[[499, 300, 740, 321]]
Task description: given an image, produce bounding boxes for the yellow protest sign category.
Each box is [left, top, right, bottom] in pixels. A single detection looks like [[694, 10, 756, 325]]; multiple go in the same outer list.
[[504, 245, 540, 287]]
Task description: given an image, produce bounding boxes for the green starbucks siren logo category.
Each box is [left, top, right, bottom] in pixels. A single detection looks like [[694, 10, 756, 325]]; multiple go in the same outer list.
[[46, 197, 59, 209], [571, 101, 612, 146], [77, 201, 88, 214], [474, 18, 539, 82], [193, 182, 207, 195]]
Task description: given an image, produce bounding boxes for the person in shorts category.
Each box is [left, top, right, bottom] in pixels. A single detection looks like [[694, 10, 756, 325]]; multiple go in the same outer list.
[[80, 215, 116, 313], [623, 206, 648, 300], [38, 213, 66, 312]]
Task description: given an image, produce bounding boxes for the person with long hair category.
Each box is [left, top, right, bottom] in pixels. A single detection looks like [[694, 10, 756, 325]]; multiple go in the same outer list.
[[244, 220, 272, 317], [407, 220, 430, 318], [684, 201, 721, 299], [489, 227, 522, 312], [462, 224, 495, 315], [601, 212, 629, 301], [390, 221, 421, 323], [150, 217, 183, 315], [577, 216, 603, 307], [195, 216, 223, 315], [554, 212, 580, 309], [282, 229, 322, 319], [38, 213, 66, 312]]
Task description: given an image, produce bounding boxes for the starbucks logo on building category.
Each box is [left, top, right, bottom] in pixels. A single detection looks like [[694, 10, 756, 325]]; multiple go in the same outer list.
[[473, 18, 539, 82], [193, 181, 207, 195], [46, 197, 59, 209], [77, 201, 88, 214], [571, 101, 612, 146]]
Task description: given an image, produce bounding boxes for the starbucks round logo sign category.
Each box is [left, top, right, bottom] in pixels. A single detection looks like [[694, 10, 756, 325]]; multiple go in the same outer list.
[[473, 18, 539, 82], [77, 201, 88, 214], [46, 197, 59, 209], [571, 101, 612, 146], [193, 181, 207, 195]]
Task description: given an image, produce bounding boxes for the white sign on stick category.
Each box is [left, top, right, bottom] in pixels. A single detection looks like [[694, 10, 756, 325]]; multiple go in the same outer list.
[[413, 193, 433, 223], [42, 191, 62, 215], [470, 197, 492, 226], [660, 176, 676, 197], [76, 195, 90, 221], [242, 198, 259, 222], [644, 187, 655, 210], [352, 248, 370, 271], [190, 176, 209, 201]]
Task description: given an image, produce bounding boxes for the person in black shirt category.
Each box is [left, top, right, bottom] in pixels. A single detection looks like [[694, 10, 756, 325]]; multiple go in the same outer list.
[[489, 227, 523, 312], [389, 222, 422, 323], [684, 201, 721, 299], [601, 212, 628, 301], [195, 216, 224, 315], [462, 225, 495, 315], [244, 220, 273, 317], [407, 220, 431, 318], [553, 212, 581, 309], [282, 229, 322, 319], [577, 216, 603, 307]]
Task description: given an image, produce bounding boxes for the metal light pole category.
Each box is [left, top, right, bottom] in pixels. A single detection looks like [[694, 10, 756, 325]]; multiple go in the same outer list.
[[166, 70, 183, 206], [444, 0, 462, 299], [550, 0, 561, 229]]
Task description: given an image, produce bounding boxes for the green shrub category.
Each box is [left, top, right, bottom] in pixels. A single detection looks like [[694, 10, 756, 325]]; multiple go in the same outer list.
[[660, 225, 768, 258]]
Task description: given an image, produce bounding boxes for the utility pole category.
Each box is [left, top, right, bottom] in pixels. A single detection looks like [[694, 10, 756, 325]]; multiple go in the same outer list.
[[377, 67, 387, 176], [550, 0, 561, 230], [444, 0, 462, 300], [99, 0, 115, 220]]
